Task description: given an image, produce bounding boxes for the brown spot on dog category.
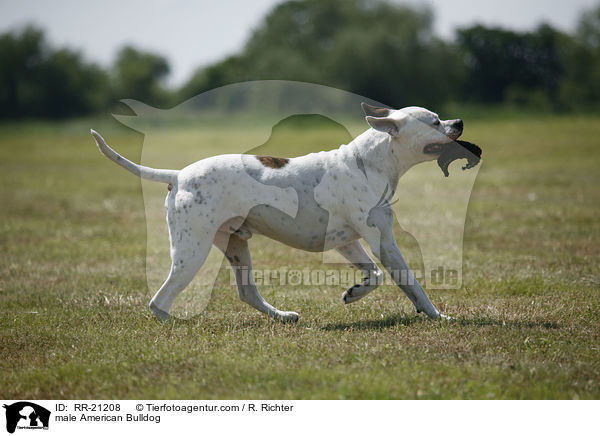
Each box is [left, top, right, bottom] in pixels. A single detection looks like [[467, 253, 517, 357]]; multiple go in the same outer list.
[[256, 155, 289, 169]]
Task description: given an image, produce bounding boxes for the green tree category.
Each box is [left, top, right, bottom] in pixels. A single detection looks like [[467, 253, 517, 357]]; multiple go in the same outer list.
[[37, 49, 111, 118], [457, 24, 563, 107], [558, 4, 600, 109], [0, 25, 112, 118], [179, 0, 463, 109], [577, 3, 600, 48], [114, 46, 170, 107], [0, 26, 45, 117]]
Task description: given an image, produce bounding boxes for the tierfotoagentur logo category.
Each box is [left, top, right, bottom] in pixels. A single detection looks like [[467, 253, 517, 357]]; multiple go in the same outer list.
[[3, 402, 50, 433], [229, 266, 460, 287]]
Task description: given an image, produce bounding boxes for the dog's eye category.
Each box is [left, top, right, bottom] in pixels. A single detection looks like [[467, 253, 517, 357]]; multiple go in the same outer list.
[[433, 119, 440, 126]]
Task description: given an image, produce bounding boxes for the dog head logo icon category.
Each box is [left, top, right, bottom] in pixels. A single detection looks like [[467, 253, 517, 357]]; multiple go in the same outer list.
[[3, 402, 50, 433]]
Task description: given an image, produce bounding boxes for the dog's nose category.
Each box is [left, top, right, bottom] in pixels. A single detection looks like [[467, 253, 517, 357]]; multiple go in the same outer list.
[[454, 119, 463, 130]]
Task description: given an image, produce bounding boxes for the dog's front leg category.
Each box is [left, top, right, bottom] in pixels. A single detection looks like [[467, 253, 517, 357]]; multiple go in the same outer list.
[[377, 238, 442, 319], [336, 240, 383, 304], [358, 207, 443, 319]]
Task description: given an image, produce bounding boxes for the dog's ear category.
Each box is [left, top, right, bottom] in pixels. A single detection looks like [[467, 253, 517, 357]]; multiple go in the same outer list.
[[365, 115, 404, 136], [361, 102, 391, 117]]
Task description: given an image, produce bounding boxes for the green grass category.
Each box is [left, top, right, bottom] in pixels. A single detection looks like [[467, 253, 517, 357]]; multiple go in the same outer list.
[[0, 113, 599, 399]]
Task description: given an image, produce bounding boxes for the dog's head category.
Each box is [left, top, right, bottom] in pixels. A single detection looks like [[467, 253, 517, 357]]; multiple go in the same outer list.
[[362, 102, 481, 175]]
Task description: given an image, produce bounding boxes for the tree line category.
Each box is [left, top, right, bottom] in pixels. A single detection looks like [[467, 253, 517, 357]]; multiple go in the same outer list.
[[1, 0, 599, 119]]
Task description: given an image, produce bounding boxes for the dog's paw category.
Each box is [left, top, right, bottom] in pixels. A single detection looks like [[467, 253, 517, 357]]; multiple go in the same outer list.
[[342, 287, 363, 304], [277, 311, 300, 323], [149, 301, 171, 322]]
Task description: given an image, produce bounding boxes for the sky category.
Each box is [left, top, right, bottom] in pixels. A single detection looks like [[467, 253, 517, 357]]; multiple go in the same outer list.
[[0, 0, 598, 87]]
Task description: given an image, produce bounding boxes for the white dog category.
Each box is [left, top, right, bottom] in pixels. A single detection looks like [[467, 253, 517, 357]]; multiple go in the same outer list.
[[91, 103, 465, 322]]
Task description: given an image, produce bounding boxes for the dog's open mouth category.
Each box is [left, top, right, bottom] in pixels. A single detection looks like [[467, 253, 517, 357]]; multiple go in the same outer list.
[[424, 139, 482, 177]]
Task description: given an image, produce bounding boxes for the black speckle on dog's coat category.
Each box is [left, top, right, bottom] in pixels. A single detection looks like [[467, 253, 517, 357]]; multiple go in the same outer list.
[[355, 153, 368, 179]]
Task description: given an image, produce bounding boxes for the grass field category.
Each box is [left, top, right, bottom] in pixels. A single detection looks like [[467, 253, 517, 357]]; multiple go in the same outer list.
[[1, 112, 599, 399]]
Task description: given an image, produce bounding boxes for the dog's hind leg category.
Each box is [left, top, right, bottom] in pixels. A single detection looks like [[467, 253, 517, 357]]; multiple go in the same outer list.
[[216, 232, 299, 323], [336, 240, 383, 304], [149, 250, 208, 321], [149, 195, 217, 321], [149, 236, 213, 321]]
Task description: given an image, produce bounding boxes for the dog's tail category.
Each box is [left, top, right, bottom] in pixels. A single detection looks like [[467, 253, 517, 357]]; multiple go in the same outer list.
[[90, 129, 178, 184]]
